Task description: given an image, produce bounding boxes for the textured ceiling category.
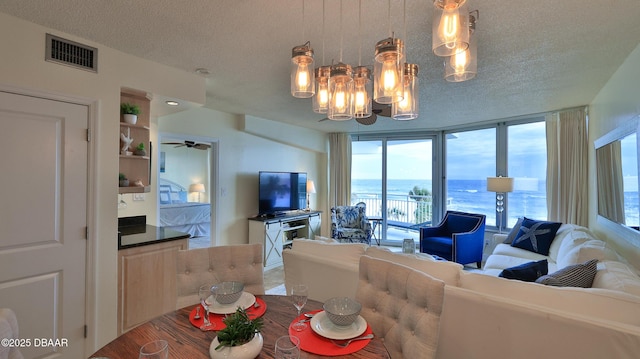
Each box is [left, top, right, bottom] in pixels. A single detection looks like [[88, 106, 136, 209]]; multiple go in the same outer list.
[[1, 0, 639, 133]]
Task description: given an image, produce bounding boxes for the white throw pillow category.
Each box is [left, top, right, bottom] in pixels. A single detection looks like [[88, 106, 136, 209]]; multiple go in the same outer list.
[[556, 239, 621, 269], [553, 229, 597, 264], [547, 224, 593, 262]]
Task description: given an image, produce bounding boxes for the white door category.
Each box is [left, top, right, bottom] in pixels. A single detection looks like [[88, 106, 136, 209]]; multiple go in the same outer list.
[[0, 91, 88, 358]]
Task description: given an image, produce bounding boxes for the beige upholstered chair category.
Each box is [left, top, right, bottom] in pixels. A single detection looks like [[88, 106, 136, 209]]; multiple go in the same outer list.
[[356, 256, 445, 359], [176, 244, 265, 308], [0, 308, 23, 359]]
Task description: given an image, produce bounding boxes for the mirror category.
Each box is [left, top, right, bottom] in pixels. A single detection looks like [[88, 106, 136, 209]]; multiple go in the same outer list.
[[595, 118, 640, 229]]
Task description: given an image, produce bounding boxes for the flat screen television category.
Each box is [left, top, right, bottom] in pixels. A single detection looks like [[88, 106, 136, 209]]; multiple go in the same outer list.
[[258, 171, 307, 216]]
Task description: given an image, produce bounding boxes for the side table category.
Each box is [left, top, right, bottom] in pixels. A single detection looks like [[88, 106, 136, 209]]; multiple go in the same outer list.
[[368, 216, 383, 245]]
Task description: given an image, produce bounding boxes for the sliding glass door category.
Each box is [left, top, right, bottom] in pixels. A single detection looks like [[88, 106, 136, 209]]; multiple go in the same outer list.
[[352, 137, 434, 245]]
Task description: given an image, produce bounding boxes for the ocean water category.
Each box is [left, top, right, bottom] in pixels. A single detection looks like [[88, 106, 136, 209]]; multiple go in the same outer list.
[[352, 178, 548, 226]]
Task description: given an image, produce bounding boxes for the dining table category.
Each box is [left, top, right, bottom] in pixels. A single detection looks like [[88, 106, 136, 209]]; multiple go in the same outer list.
[[89, 295, 390, 358]]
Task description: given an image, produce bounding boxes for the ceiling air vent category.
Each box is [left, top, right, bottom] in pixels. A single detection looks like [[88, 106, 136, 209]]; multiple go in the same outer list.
[[45, 33, 98, 73]]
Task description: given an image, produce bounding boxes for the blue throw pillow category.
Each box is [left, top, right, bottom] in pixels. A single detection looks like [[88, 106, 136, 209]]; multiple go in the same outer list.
[[510, 217, 562, 255], [499, 259, 548, 282]]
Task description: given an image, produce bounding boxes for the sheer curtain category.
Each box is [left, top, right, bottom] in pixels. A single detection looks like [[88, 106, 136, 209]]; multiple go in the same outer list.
[[546, 107, 588, 226], [329, 133, 352, 208]]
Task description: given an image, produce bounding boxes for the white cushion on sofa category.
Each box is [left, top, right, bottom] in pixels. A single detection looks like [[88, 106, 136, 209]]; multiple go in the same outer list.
[[483, 253, 559, 274], [593, 260, 640, 298], [291, 238, 367, 264], [461, 271, 640, 325], [552, 227, 597, 263], [492, 243, 551, 261], [557, 239, 622, 268], [365, 246, 463, 286]]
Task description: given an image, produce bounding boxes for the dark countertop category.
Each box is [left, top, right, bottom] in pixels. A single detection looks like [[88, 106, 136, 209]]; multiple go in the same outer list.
[[118, 224, 190, 250]]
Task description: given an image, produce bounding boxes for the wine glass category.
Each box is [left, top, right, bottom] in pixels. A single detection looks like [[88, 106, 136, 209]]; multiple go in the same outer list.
[[290, 284, 308, 331], [275, 335, 300, 359], [139, 340, 168, 359], [199, 284, 217, 330]]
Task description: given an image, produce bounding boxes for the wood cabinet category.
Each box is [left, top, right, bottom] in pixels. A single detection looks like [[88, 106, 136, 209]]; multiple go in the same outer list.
[[119, 88, 151, 193], [117, 238, 188, 334], [248, 211, 321, 270]]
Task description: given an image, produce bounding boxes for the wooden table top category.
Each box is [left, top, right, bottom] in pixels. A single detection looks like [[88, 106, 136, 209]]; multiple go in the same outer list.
[[90, 295, 389, 358]]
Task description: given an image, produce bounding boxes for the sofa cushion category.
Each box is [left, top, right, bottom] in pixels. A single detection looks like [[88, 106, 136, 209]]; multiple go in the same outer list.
[[484, 253, 559, 274], [499, 259, 548, 282], [592, 260, 640, 297], [492, 243, 551, 262], [291, 238, 367, 265], [510, 217, 562, 255], [365, 246, 463, 286], [548, 224, 595, 262], [556, 239, 621, 269], [503, 217, 523, 244], [536, 259, 598, 288]]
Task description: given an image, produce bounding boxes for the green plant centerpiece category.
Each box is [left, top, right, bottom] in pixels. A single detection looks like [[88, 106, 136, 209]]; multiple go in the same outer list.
[[210, 307, 264, 359], [134, 142, 146, 156], [119, 173, 129, 187]]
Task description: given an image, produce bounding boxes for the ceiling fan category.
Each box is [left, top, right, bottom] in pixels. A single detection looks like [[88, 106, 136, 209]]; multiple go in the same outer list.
[[163, 140, 211, 150], [318, 101, 391, 125]]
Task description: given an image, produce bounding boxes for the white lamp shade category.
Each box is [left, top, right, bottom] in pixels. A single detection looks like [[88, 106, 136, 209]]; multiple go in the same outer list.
[[189, 183, 205, 193], [306, 180, 316, 194], [487, 177, 514, 193]]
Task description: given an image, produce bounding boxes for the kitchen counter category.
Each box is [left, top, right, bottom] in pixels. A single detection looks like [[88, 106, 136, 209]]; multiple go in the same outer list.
[[118, 224, 190, 250]]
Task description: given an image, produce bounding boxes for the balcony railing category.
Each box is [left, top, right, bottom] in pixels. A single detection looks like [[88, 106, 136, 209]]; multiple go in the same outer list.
[[352, 193, 433, 227]]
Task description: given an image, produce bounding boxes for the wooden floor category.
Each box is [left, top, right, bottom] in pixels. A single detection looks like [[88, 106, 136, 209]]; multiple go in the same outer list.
[[264, 265, 286, 295]]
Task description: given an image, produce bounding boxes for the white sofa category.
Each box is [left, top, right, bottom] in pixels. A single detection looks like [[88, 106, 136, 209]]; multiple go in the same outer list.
[[282, 230, 640, 358]]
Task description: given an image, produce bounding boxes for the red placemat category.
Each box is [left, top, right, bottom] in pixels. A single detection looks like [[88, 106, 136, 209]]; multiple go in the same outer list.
[[288, 310, 373, 356], [188, 297, 267, 331]]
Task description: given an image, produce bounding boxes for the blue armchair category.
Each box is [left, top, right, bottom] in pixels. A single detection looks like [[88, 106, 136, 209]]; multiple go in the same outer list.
[[331, 202, 372, 245], [419, 210, 486, 268]]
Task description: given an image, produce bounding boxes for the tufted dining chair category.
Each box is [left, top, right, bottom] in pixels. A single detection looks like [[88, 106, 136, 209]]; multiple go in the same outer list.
[[176, 244, 265, 309], [356, 255, 445, 359], [330, 202, 373, 245], [0, 308, 23, 359]]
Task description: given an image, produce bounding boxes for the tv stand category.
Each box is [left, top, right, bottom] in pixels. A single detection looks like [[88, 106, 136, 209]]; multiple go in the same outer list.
[[248, 211, 321, 270]]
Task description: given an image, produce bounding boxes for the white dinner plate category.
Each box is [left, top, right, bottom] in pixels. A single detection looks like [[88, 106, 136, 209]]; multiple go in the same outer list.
[[206, 292, 256, 314], [310, 311, 367, 340]]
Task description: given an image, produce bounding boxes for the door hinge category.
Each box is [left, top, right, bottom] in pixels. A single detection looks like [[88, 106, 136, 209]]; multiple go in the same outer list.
[[86, 128, 91, 142], [84, 325, 88, 338], [85, 227, 89, 240]]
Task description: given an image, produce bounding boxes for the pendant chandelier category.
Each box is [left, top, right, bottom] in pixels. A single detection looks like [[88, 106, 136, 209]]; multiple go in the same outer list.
[[290, 0, 315, 98], [392, 63, 419, 120], [432, 0, 469, 57], [327, 62, 354, 120], [313, 0, 329, 113], [444, 10, 478, 82]]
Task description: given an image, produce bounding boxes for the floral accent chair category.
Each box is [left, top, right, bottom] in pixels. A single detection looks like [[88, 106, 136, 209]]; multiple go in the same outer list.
[[331, 202, 373, 245]]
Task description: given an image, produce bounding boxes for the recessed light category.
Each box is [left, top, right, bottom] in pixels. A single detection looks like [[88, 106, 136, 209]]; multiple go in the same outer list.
[[166, 101, 179, 106]]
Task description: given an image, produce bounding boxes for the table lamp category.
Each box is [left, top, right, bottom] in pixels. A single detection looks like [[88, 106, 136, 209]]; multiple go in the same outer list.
[[306, 180, 316, 211], [487, 176, 514, 233], [189, 183, 205, 203]]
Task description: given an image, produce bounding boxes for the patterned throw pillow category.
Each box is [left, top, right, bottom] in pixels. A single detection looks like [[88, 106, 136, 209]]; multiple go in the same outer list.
[[535, 259, 598, 288], [499, 259, 548, 282], [510, 217, 562, 255]]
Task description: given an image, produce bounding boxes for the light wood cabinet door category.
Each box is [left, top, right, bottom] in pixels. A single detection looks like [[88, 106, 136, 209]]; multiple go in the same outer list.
[[117, 239, 188, 334]]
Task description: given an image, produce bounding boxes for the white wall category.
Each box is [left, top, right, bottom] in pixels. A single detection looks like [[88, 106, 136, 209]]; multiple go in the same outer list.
[[158, 108, 329, 244], [0, 12, 206, 352], [589, 42, 640, 269]]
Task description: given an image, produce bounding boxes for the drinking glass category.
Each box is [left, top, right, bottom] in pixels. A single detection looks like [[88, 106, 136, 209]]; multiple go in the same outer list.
[[275, 335, 300, 359], [290, 284, 308, 331], [199, 284, 217, 330], [139, 339, 168, 359]]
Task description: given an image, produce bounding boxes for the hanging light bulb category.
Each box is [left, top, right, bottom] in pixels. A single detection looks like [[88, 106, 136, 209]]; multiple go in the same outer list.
[[392, 63, 419, 120], [373, 37, 405, 104], [445, 11, 477, 82], [328, 62, 354, 121], [291, 42, 315, 98], [313, 66, 331, 113], [353, 66, 372, 118], [432, 0, 469, 57]]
